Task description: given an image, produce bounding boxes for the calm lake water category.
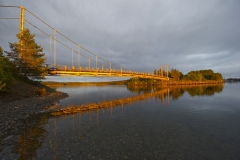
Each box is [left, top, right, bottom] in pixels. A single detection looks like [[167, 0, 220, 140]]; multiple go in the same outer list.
[[3, 82, 240, 159]]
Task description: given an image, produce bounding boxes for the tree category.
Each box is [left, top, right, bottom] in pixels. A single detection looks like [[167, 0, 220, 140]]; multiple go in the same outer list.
[[154, 69, 157, 75], [0, 46, 16, 92], [171, 68, 183, 80], [186, 71, 204, 81], [185, 69, 223, 81], [199, 69, 214, 80], [5, 28, 47, 80], [212, 73, 223, 81]]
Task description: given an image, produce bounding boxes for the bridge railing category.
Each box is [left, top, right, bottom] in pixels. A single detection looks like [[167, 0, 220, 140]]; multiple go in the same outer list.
[[47, 65, 169, 80], [49, 66, 151, 75]]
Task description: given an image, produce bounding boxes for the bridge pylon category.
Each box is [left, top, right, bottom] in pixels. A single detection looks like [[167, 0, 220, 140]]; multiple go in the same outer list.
[[19, 6, 25, 58]]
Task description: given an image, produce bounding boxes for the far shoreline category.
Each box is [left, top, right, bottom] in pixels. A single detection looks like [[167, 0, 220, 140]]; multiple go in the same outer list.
[[42, 79, 225, 87]]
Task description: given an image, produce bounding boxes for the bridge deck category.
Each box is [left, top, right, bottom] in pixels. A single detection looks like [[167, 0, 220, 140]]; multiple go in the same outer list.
[[48, 69, 169, 80]]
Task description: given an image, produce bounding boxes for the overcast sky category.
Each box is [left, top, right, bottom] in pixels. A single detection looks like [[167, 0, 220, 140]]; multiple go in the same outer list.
[[1, 0, 239, 78]]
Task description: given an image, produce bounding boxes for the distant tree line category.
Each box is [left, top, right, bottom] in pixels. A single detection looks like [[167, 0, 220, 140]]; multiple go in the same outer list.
[[153, 68, 223, 81], [0, 28, 46, 92], [226, 78, 240, 81]]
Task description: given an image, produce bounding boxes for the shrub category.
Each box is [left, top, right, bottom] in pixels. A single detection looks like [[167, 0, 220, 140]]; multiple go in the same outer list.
[[0, 46, 17, 92], [34, 88, 47, 96], [0, 81, 6, 91]]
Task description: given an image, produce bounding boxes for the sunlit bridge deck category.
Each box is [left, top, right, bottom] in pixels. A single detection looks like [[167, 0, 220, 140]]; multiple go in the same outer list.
[[48, 68, 169, 80]]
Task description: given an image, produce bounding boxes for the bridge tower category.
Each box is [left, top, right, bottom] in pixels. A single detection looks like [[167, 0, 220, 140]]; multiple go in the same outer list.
[[20, 6, 24, 33], [19, 6, 25, 58]]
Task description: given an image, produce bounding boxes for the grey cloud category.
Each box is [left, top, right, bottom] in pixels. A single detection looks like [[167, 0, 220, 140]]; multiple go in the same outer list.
[[1, 0, 240, 78]]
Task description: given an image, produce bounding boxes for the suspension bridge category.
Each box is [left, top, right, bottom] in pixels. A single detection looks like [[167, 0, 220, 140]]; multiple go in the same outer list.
[[0, 5, 169, 80]]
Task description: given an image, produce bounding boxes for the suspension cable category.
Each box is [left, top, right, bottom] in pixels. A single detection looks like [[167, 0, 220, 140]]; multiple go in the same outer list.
[[0, 18, 19, 20], [24, 8, 122, 69], [1, 5, 124, 70], [0, 5, 20, 8], [25, 19, 106, 67], [25, 19, 89, 59]]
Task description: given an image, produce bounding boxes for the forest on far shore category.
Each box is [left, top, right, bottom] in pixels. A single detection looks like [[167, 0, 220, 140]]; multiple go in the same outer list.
[[153, 68, 223, 81]]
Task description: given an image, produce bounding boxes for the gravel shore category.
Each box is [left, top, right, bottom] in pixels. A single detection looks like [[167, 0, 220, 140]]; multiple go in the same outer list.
[[0, 81, 68, 158]]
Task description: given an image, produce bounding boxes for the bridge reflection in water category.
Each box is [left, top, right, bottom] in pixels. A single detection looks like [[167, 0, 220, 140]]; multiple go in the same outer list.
[[12, 84, 224, 159], [51, 84, 224, 117]]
